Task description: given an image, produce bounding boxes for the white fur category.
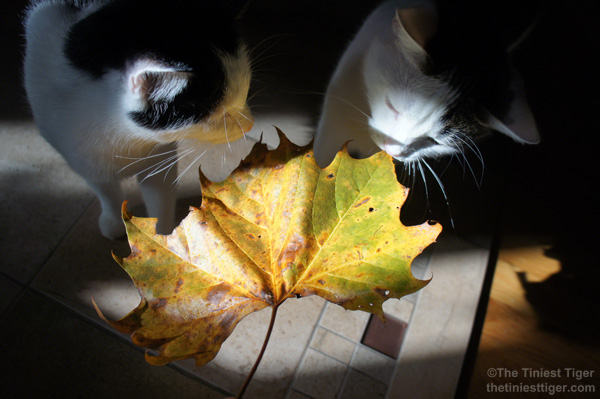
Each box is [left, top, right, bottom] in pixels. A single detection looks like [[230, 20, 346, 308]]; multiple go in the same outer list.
[[24, 1, 255, 238], [314, 0, 539, 168]]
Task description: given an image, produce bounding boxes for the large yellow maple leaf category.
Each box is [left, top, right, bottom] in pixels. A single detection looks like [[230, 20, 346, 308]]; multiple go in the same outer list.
[[97, 132, 442, 367]]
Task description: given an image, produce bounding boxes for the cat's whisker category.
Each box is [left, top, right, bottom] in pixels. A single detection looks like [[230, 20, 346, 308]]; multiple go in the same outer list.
[[246, 85, 275, 107], [134, 146, 196, 182], [233, 117, 248, 152], [247, 34, 289, 66], [411, 161, 418, 188], [452, 134, 484, 188], [459, 134, 485, 186], [415, 160, 434, 225], [222, 106, 232, 151], [116, 148, 180, 174], [236, 109, 253, 123], [174, 147, 209, 186], [458, 133, 484, 165], [235, 109, 253, 146], [137, 151, 186, 183], [422, 159, 456, 231]]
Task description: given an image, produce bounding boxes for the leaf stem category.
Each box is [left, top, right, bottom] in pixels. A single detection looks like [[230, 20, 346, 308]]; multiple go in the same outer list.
[[236, 305, 279, 399]]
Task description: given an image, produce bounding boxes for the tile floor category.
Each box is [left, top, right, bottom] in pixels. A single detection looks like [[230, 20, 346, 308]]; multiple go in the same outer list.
[[1, 2, 506, 398], [0, 117, 496, 398]]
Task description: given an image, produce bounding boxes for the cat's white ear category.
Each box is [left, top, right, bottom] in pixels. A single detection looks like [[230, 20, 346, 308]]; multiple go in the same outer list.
[[393, 5, 438, 53], [128, 61, 191, 103], [485, 69, 540, 144]]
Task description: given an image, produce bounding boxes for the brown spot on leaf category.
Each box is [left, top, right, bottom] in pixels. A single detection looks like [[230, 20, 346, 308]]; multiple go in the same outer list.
[[279, 232, 307, 272], [327, 173, 335, 179], [219, 312, 238, 332], [318, 232, 329, 246], [153, 298, 168, 309], [354, 197, 371, 208], [318, 279, 325, 285], [206, 283, 230, 305], [175, 278, 184, 293]]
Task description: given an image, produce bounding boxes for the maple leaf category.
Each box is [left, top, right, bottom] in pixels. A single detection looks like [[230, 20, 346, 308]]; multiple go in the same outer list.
[[96, 131, 442, 367]]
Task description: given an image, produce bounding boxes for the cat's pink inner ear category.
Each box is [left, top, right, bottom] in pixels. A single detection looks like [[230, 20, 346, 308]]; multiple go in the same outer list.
[[129, 69, 191, 103], [130, 73, 148, 96], [395, 6, 438, 49]]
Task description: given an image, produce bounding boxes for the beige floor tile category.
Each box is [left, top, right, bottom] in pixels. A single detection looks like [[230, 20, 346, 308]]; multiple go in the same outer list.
[[339, 369, 387, 399], [0, 121, 94, 282], [387, 237, 490, 399], [318, 302, 370, 342], [382, 298, 414, 322], [31, 199, 140, 321], [294, 349, 348, 399], [288, 390, 314, 399], [177, 296, 326, 398], [0, 292, 225, 399], [311, 327, 356, 364], [0, 276, 22, 316], [350, 345, 396, 384], [31, 192, 209, 323]]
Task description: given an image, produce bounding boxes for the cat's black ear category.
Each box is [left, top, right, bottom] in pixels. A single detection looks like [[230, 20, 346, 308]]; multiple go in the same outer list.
[[484, 69, 540, 144], [128, 62, 192, 103], [393, 5, 438, 53]]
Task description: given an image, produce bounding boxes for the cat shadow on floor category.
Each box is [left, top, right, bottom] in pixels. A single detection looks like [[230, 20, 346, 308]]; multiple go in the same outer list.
[[516, 239, 600, 346]]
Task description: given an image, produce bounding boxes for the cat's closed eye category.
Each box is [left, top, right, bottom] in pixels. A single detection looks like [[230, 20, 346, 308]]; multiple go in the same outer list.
[[385, 95, 400, 117]]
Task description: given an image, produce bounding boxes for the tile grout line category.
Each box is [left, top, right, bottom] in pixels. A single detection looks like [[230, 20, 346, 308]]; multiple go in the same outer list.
[[317, 324, 362, 345], [25, 197, 97, 288], [17, 286, 234, 395], [0, 283, 27, 326], [283, 300, 329, 399], [0, 195, 94, 324], [384, 246, 434, 399], [334, 307, 373, 398], [335, 339, 361, 398], [310, 346, 356, 367]]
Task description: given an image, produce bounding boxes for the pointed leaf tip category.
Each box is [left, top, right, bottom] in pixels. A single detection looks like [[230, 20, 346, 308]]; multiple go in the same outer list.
[[121, 201, 132, 221], [111, 251, 124, 266], [91, 297, 109, 323]]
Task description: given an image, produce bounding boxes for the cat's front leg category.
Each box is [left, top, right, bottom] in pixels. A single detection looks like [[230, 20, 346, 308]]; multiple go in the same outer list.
[[136, 143, 178, 236], [87, 179, 126, 239]]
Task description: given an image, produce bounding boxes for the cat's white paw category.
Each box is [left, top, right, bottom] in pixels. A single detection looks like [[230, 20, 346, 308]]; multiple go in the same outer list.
[[98, 212, 125, 239]]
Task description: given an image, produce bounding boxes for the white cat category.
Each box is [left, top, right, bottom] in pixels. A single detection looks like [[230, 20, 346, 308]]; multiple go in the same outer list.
[[24, 0, 255, 239], [314, 0, 539, 168]]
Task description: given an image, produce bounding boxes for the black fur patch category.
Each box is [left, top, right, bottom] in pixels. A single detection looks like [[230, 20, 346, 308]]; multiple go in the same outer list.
[[63, 0, 248, 130], [423, 1, 531, 134]]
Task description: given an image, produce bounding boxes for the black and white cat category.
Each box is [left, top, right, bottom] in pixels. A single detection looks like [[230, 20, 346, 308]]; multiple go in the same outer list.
[[314, 0, 539, 169], [24, 0, 255, 239]]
